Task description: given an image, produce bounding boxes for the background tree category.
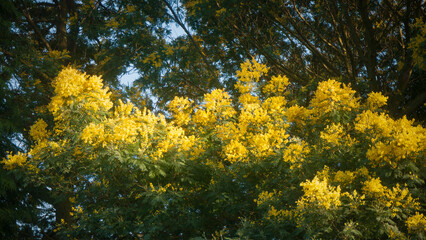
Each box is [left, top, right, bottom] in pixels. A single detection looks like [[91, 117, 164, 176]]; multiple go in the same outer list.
[[183, 0, 425, 119]]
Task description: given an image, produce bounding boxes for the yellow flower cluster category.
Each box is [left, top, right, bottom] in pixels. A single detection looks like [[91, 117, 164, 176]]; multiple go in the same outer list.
[[36, 69, 198, 163], [283, 140, 309, 169], [254, 190, 281, 206], [235, 58, 268, 94], [355, 110, 391, 136], [1, 152, 27, 170], [356, 111, 426, 167], [81, 101, 141, 146], [155, 125, 196, 159], [250, 133, 275, 158], [204, 89, 232, 113], [266, 206, 298, 221], [223, 140, 248, 163], [239, 103, 270, 129], [149, 182, 183, 194], [48, 67, 113, 121], [366, 92, 388, 110], [320, 123, 355, 147], [107, 117, 138, 143], [406, 212, 426, 234], [214, 122, 241, 141], [70, 206, 83, 216], [81, 100, 194, 161], [362, 177, 386, 195], [29, 119, 50, 142], [192, 89, 235, 127], [297, 176, 342, 210], [262, 96, 286, 116], [168, 96, 192, 125], [263, 75, 289, 95], [285, 105, 309, 124], [332, 167, 370, 188], [362, 178, 420, 214], [341, 190, 366, 209], [80, 123, 105, 145], [333, 170, 356, 186], [192, 108, 215, 126], [171, 59, 291, 164], [310, 79, 359, 115]]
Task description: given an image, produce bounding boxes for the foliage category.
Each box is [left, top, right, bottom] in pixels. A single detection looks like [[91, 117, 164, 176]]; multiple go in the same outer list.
[[183, 0, 426, 119], [3, 60, 425, 239]]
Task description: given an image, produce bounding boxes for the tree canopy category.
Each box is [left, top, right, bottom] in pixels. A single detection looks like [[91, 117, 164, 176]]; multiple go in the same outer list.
[[183, 0, 425, 119], [0, 0, 425, 239]]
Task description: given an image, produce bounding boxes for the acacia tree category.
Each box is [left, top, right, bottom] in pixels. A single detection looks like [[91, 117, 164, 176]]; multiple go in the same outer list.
[[0, 0, 173, 236], [3, 60, 425, 239], [183, 0, 425, 119], [1, 0, 425, 238], [0, 0, 224, 154]]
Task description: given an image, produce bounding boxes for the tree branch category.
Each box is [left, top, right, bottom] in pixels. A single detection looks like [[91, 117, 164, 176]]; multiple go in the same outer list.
[[401, 91, 426, 117], [275, 7, 341, 76], [22, 10, 52, 51], [162, 0, 217, 78], [292, 1, 344, 57]]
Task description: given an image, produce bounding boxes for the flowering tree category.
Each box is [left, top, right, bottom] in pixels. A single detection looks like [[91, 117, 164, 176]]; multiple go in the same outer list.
[[2, 60, 425, 239]]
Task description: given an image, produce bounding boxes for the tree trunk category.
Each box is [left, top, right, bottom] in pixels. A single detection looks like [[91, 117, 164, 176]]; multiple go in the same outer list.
[[359, 0, 378, 91], [56, 0, 68, 51], [54, 197, 72, 226]]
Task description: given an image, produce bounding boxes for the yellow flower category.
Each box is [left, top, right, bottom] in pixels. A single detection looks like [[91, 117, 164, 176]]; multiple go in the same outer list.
[[236, 58, 269, 84], [108, 117, 139, 143], [285, 105, 309, 124], [48, 67, 113, 121], [168, 96, 192, 125], [29, 119, 50, 142], [114, 99, 134, 117], [263, 75, 289, 95], [310, 79, 360, 115], [333, 170, 356, 186], [297, 176, 342, 210], [193, 109, 215, 126], [366, 92, 388, 110], [223, 140, 248, 163], [215, 122, 241, 141], [255, 190, 278, 206], [203, 89, 236, 120], [356, 110, 426, 167], [320, 123, 344, 145], [320, 123, 355, 147], [235, 58, 268, 94], [355, 110, 393, 137], [283, 140, 309, 169], [81, 123, 105, 146], [51, 67, 86, 98], [249, 133, 273, 158], [362, 177, 386, 196], [407, 212, 426, 234], [2, 152, 27, 170], [262, 96, 286, 115], [266, 127, 289, 149], [238, 93, 260, 105], [238, 103, 270, 128], [362, 178, 419, 214]]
